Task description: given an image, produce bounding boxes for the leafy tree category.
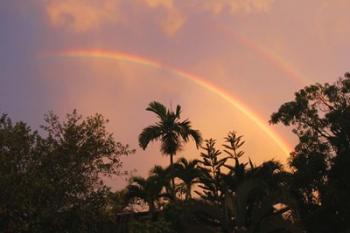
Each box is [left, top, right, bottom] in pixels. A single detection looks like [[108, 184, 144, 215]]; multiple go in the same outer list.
[[0, 111, 133, 233], [270, 73, 350, 233], [138, 101, 202, 196]]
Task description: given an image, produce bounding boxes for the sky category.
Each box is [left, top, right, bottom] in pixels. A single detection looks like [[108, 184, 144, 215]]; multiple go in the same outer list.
[[1, 0, 350, 189]]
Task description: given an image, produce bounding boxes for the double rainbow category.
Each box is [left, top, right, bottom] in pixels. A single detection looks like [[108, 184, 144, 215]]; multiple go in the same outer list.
[[56, 49, 292, 156], [237, 35, 309, 85]]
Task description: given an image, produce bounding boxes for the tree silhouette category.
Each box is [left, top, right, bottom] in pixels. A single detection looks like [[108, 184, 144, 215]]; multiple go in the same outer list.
[[270, 73, 350, 233], [125, 176, 163, 213], [150, 165, 173, 200], [173, 157, 201, 200], [139, 101, 202, 196], [224, 178, 302, 233], [0, 111, 133, 233]]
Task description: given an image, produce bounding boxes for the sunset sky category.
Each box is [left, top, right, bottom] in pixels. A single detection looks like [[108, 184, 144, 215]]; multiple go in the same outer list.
[[1, 0, 350, 188]]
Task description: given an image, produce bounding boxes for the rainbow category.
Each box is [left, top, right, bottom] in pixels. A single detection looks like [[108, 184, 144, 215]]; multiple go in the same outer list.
[[56, 49, 292, 156], [217, 25, 309, 86], [237, 35, 309, 85]]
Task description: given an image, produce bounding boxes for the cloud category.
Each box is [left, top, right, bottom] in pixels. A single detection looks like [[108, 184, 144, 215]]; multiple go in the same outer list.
[[43, 0, 274, 34], [142, 0, 185, 36], [197, 0, 276, 14], [44, 0, 184, 35], [144, 0, 174, 8], [161, 9, 186, 36], [45, 0, 121, 32], [315, 0, 350, 45]]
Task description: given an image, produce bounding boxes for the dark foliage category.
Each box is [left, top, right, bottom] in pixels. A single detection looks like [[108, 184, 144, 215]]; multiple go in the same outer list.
[[271, 73, 350, 233], [0, 111, 134, 233], [3, 71, 350, 233]]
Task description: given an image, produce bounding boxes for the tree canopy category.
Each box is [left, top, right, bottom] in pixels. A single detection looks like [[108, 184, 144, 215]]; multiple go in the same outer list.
[[2, 72, 350, 233], [271, 73, 350, 233], [0, 111, 134, 233]]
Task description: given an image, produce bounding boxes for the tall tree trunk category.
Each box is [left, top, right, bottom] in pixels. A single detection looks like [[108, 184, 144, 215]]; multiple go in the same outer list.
[[149, 201, 156, 213], [186, 183, 192, 200], [170, 154, 175, 200]]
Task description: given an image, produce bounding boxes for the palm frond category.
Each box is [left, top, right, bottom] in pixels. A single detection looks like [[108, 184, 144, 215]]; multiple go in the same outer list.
[[189, 129, 203, 147], [138, 125, 162, 149], [146, 101, 167, 121], [177, 157, 189, 167], [130, 176, 146, 186], [175, 104, 182, 119], [177, 119, 192, 141], [161, 133, 181, 155]]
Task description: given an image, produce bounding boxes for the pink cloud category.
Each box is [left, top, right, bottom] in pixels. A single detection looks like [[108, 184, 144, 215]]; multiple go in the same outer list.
[[45, 0, 121, 32]]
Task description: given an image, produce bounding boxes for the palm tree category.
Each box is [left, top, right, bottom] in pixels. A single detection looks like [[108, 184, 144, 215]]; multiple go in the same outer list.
[[173, 157, 201, 200], [149, 165, 173, 200], [124, 175, 163, 213], [222, 158, 301, 233], [225, 178, 302, 233], [139, 101, 202, 194]]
